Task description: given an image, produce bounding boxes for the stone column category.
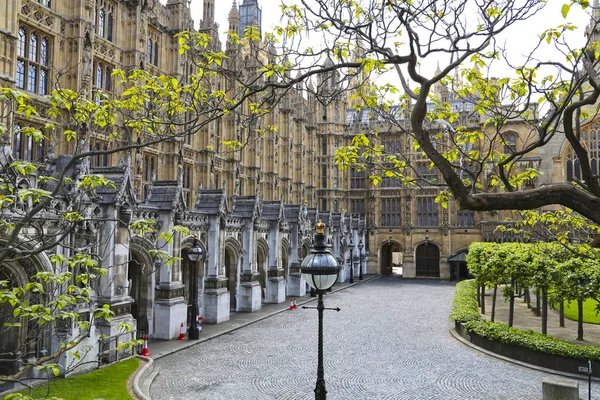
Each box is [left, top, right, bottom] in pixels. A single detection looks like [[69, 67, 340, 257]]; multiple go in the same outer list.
[[154, 212, 186, 339], [203, 215, 230, 323], [265, 223, 286, 303], [239, 222, 262, 311]]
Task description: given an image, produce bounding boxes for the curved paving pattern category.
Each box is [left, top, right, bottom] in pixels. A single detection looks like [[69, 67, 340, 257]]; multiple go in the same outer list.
[[151, 278, 600, 399]]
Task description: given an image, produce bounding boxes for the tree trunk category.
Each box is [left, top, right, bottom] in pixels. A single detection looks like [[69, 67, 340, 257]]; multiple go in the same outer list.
[[525, 287, 530, 308], [481, 285, 486, 314], [476, 283, 481, 307], [491, 285, 497, 322], [577, 298, 584, 341], [535, 288, 541, 316], [508, 279, 515, 328], [559, 300, 565, 328], [541, 287, 548, 335]]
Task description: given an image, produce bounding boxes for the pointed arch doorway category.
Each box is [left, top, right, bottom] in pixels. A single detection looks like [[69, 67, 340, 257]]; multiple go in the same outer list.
[[380, 240, 403, 276], [416, 243, 440, 278]]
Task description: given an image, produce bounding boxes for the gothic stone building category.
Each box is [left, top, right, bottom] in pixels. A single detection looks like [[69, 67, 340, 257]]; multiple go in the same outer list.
[[0, 0, 591, 384]]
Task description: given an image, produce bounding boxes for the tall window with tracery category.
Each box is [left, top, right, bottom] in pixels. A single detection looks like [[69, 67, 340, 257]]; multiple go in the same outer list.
[[350, 199, 365, 214], [457, 210, 475, 227], [350, 167, 365, 189], [95, 1, 114, 41], [17, 27, 51, 95], [416, 197, 438, 227], [12, 124, 46, 162], [566, 125, 600, 181], [92, 61, 112, 104], [502, 132, 517, 154], [184, 165, 192, 206], [91, 143, 110, 167], [381, 198, 401, 227]]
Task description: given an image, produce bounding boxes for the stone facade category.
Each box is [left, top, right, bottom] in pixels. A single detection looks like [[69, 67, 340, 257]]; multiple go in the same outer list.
[[0, 0, 593, 385]]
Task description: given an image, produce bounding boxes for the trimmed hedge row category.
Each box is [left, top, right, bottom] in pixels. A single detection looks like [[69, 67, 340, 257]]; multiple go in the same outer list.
[[452, 280, 600, 361], [449, 279, 482, 323]]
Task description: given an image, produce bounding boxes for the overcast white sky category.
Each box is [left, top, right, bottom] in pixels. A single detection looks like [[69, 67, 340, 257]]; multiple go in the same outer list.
[[175, 0, 594, 84]]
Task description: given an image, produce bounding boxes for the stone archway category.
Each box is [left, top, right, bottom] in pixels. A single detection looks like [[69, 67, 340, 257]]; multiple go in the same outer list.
[[0, 252, 52, 386], [224, 238, 241, 311], [256, 238, 268, 300], [380, 240, 403, 276], [128, 237, 155, 334], [416, 243, 440, 278]]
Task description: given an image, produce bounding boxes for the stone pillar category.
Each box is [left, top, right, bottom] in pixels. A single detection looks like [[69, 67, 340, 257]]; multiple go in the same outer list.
[[265, 223, 286, 303], [203, 215, 230, 323], [154, 213, 186, 339], [239, 222, 262, 312], [286, 224, 306, 297]]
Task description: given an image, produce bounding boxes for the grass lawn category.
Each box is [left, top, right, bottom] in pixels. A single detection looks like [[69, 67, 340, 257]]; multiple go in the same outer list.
[[560, 298, 600, 325], [8, 357, 139, 400]]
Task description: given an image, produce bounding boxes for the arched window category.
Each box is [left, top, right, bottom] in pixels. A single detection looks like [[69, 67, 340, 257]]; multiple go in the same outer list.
[[29, 33, 38, 61], [566, 124, 600, 181], [105, 66, 112, 92], [17, 27, 51, 95], [93, 144, 101, 167], [102, 144, 109, 167], [18, 29, 26, 57], [143, 156, 149, 181], [150, 157, 155, 180], [154, 41, 159, 66], [98, 10, 105, 38], [147, 39, 153, 64], [502, 132, 517, 154], [107, 11, 113, 41], [12, 124, 21, 158]]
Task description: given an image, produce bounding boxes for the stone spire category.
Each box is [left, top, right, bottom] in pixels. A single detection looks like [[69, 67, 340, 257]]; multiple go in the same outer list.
[[229, 0, 239, 35]]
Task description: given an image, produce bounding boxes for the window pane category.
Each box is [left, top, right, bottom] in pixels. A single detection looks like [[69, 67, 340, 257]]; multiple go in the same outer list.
[[13, 125, 21, 159], [99, 11, 105, 37], [39, 69, 47, 95], [29, 33, 38, 61], [107, 13, 113, 41], [147, 40, 152, 64], [96, 64, 103, 88], [28, 65, 37, 92], [16, 61, 25, 89], [40, 38, 49, 66], [18, 29, 26, 57], [105, 67, 111, 91]]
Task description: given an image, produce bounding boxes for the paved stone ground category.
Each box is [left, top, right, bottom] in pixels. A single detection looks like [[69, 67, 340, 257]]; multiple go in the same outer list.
[[151, 277, 600, 399]]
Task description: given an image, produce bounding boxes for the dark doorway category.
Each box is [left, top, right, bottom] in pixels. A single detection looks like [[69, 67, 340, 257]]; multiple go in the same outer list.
[[225, 249, 237, 311], [416, 244, 440, 278], [380, 241, 402, 276]]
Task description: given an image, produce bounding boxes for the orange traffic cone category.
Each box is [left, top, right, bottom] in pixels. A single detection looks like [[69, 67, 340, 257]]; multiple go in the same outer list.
[[289, 299, 294, 310], [177, 322, 186, 340], [140, 336, 150, 356], [293, 298, 297, 309]]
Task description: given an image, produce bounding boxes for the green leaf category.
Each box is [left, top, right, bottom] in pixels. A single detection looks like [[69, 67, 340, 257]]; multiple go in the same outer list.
[[561, 3, 570, 18]]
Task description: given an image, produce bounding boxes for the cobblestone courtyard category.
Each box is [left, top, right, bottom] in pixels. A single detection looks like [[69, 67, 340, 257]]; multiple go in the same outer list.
[[151, 277, 600, 399]]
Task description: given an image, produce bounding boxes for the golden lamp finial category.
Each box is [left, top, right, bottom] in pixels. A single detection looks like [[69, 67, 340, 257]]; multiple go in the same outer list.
[[316, 219, 325, 234]]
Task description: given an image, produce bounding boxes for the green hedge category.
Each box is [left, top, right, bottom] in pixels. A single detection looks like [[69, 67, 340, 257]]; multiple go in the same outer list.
[[450, 280, 482, 323], [452, 279, 600, 361]]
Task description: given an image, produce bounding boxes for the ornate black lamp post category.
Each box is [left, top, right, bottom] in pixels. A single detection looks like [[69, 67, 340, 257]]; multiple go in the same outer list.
[[358, 239, 364, 280], [301, 220, 341, 400], [187, 234, 203, 340], [348, 239, 354, 284]]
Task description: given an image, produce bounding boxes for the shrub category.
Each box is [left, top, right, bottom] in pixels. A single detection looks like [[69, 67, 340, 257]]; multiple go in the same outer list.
[[450, 279, 482, 323], [451, 279, 600, 361]]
